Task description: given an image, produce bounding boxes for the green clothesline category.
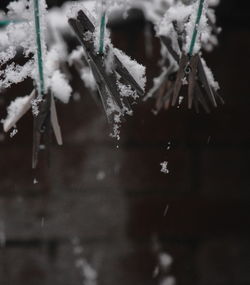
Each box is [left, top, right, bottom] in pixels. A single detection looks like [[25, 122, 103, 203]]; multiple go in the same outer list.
[[33, 0, 45, 96], [188, 0, 205, 57], [0, 19, 26, 28], [99, 11, 106, 55]]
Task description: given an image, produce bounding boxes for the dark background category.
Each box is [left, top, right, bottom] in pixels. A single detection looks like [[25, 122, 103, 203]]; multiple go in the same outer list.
[[0, 1, 250, 285]]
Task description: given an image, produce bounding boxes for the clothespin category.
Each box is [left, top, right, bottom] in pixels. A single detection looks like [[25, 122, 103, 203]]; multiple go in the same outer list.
[[148, 0, 223, 113], [3, 0, 63, 169], [68, 9, 144, 122], [145, 32, 179, 113], [32, 0, 62, 168], [3, 88, 62, 169], [32, 92, 63, 169], [171, 0, 223, 112], [172, 52, 225, 112]]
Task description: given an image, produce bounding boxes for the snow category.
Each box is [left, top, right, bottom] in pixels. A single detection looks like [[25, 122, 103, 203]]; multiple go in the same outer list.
[[201, 57, 220, 91], [208, 0, 220, 6], [68, 47, 97, 91], [0, 46, 16, 65], [155, 0, 217, 56], [3, 93, 34, 132], [0, 0, 43, 91], [159, 253, 173, 269], [73, 92, 81, 101], [1, 0, 220, 143], [145, 67, 168, 100], [0, 32, 10, 48], [167, 142, 171, 150], [158, 3, 192, 37], [104, 49, 115, 74], [135, 0, 174, 25], [114, 48, 146, 91], [50, 70, 72, 104], [0, 0, 77, 127], [31, 96, 42, 117], [48, 6, 71, 35], [68, 46, 84, 66], [96, 170, 106, 181], [164, 204, 169, 216], [70, 3, 146, 90], [80, 67, 97, 92], [6, 1, 27, 17], [69, 2, 146, 139], [118, 82, 139, 100], [0, 61, 34, 89], [160, 161, 169, 174], [10, 128, 18, 138], [72, 237, 98, 285], [147, 0, 220, 111], [45, 46, 61, 75]]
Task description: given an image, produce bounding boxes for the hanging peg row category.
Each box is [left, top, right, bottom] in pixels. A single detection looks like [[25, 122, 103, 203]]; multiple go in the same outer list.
[[0, 0, 223, 169]]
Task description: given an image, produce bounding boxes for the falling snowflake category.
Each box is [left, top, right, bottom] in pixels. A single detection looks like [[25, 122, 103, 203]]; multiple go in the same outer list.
[[10, 128, 18, 138], [166, 142, 171, 150], [160, 161, 169, 174]]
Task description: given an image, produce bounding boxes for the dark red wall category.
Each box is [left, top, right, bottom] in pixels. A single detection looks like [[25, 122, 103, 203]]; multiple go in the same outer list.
[[0, 1, 250, 285]]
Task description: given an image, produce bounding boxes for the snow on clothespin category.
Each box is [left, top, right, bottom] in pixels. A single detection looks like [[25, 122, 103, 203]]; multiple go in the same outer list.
[[98, 0, 106, 55], [3, 90, 36, 133], [172, 0, 224, 112], [147, 0, 223, 113], [1, 0, 64, 168], [69, 8, 146, 139]]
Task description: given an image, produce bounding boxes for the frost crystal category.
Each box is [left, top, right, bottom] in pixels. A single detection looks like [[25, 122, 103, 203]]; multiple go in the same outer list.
[[50, 70, 72, 103]]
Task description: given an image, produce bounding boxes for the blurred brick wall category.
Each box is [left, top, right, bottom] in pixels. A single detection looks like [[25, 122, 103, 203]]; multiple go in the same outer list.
[[0, 3, 250, 285]]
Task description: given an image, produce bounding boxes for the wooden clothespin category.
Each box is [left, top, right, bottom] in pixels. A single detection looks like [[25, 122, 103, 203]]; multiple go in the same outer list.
[[32, 92, 62, 169], [31, 0, 63, 168], [172, 52, 224, 113], [3, 89, 63, 168], [170, 0, 224, 113], [68, 10, 144, 121], [148, 0, 224, 113]]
